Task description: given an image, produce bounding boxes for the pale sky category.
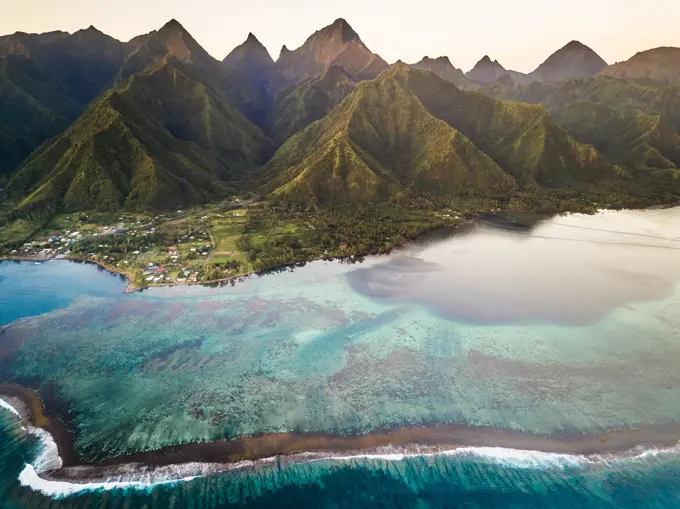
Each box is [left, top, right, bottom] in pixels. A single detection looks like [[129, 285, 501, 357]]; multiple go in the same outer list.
[[1, 0, 678, 72]]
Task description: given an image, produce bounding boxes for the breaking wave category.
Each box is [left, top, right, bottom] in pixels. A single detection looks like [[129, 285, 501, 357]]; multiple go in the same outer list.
[[2, 397, 680, 499], [0, 397, 20, 417]]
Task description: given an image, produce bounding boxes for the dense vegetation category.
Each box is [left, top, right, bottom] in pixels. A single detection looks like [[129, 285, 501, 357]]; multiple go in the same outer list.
[[269, 65, 358, 143], [0, 27, 131, 177], [1, 17, 680, 264]]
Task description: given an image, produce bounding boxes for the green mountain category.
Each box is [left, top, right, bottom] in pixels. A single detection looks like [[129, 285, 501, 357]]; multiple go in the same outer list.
[[600, 47, 680, 86], [7, 60, 274, 218], [477, 75, 680, 188], [550, 102, 680, 171], [0, 27, 130, 177], [275, 18, 388, 84], [263, 64, 574, 203], [260, 65, 674, 205], [269, 65, 358, 144], [402, 68, 620, 188], [528, 41, 607, 83], [117, 19, 266, 127], [481, 75, 680, 119]]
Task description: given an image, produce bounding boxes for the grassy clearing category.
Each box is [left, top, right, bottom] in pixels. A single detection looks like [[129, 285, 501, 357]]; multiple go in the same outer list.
[[0, 219, 45, 248]]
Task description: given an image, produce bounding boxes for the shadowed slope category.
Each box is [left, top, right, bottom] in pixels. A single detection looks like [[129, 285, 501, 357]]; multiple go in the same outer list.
[[551, 102, 680, 172], [7, 61, 274, 217], [411, 56, 471, 87], [117, 19, 266, 126], [400, 68, 619, 188], [600, 47, 680, 87], [269, 65, 358, 144], [223, 32, 275, 88], [479, 76, 680, 173], [260, 64, 515, 203], [0, 27, 130, 176]]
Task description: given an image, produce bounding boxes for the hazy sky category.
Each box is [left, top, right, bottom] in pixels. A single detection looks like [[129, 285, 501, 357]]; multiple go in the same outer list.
[[1, 0, 678, 72]]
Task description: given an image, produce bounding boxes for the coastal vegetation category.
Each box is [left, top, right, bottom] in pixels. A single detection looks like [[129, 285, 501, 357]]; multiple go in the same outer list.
[[1, 17, 680, 284]]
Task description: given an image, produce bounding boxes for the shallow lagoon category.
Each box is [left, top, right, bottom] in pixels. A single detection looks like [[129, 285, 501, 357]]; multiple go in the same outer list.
[[1, 207, 680, 507]]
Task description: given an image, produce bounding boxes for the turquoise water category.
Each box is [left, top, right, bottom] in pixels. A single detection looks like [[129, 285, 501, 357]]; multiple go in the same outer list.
[[1, 207, 680, 507], [2, 410, 680, 507], [0, 260, 126, 326]]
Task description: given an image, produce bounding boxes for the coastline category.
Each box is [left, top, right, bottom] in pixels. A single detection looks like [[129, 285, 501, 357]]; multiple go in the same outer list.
[[3, 383, 680, 479], [0, 217, 468, 294]]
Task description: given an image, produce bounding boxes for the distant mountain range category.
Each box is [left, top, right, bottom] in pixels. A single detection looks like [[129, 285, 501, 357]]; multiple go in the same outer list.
[[1, 17, 679, 217]]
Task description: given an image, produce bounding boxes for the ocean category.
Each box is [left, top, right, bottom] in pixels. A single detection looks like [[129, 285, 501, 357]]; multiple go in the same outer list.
[[1, 207, 680, 507]]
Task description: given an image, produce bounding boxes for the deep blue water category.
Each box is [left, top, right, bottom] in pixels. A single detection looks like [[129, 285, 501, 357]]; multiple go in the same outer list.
[[2, 407, 680, 508]]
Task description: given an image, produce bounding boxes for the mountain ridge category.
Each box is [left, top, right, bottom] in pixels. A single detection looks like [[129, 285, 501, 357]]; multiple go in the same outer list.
[[2, 17, 680, 215]]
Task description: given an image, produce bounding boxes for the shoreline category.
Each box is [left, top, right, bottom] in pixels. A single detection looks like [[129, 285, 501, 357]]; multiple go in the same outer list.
[[0, 217, 467, 294], [3, 383, 680, 476], [2, 200, 679, 295]]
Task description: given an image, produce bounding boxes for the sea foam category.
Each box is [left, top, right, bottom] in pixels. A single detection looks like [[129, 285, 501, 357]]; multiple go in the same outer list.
[[0, 396, 21, 417], [16, 441, 680, 499], [6, 406, 680, 500]]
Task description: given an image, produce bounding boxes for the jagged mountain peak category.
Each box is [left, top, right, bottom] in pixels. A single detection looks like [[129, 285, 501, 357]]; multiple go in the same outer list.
[[226, 32, 271, 58], [420, 55, 452, 65], [471, 55, 505, 69], [565, 40, 588, 50], [304, 17, 362, 46], [411, 55, 467, 86], [327, 18, 359, 42], [276, 18, 380, 83], [223, 30, 275, 88], [161, 19, 184, 31], [114, 18, 217, 83], [466, 55, 507, 83]]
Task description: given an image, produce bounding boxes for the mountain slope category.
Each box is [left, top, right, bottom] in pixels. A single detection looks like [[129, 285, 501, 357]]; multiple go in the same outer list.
[[403, 68, 619, 188], [528, 41, 607, 83], [223, 32, 275, 89], [476, 75, 680, 188], [275, 18, 388, 84], [550, 101, 680, 171], [411, 56, 470, 87], [480, 76, 680, 133], [260, 64, 515, 203], [600, 47, 680, 86], [117, 19, 266, 126], [269, 65, 358, 143], [7, 61, 274, 217], [355, 54, 390, 81], [466, 56, 507, 83], [0, 27, 130, 177]]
